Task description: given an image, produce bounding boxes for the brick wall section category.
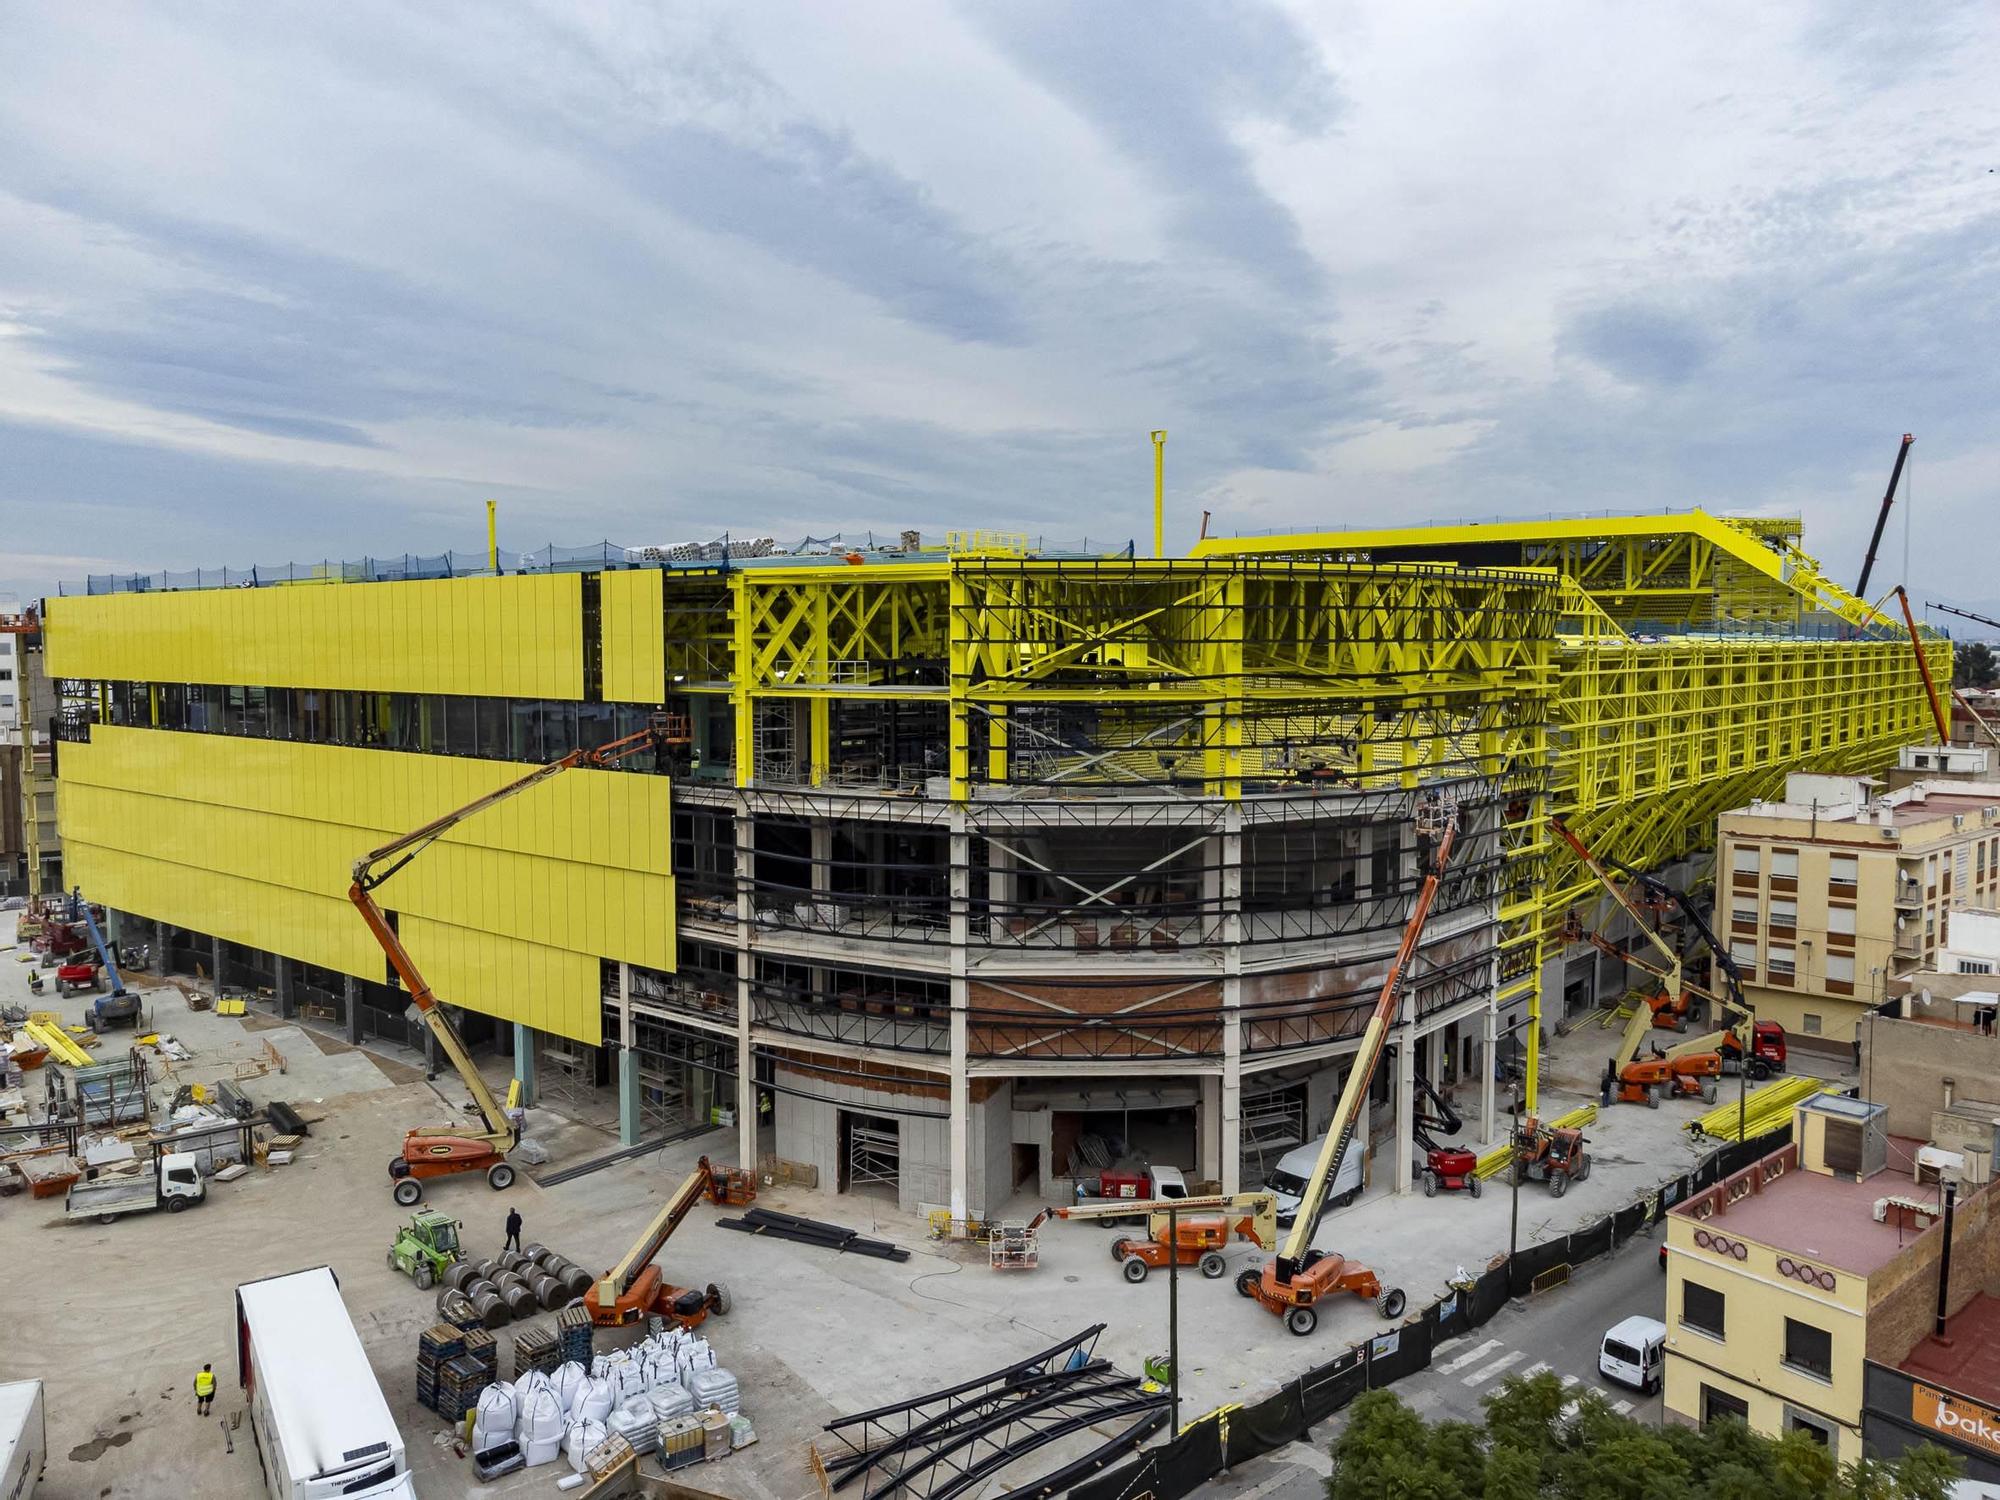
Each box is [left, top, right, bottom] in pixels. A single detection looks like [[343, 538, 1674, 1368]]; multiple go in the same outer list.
[[1860, 1013, 2000, 1140], [1866, 1178, 2000, 1363]]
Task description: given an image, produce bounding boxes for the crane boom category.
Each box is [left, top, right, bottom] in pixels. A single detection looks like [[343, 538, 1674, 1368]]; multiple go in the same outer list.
[[1551, 818, 1687, 1071], [1276, 799, 1458, 1280], [1855, 433, 1914, 602], [348, 720, 680, 1151], [600, 1158, 716, 1303], [1895, 587, 1952, 746], [1928, 601, 2000, 634]]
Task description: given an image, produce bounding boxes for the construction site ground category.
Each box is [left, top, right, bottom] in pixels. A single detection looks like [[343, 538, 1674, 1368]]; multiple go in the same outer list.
[[0, 917, 1856, 1500]]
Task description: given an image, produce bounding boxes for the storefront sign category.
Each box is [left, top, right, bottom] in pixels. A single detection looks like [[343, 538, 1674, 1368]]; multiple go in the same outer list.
[[1913, 1383, 2000, 1459]]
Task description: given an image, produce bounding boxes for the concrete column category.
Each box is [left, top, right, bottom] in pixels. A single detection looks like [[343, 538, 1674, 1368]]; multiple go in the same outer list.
[[733, 802, 757, 1168], [275, 956, 296, 1020], [948, 809, 971, 1219], [1220, 806, 1244, 1193], [1198, 1075, 1223, 1183], [512, 1023, 537, 1107], [210, 934, 224, 999], [1480, 1003, 1498, 1148], [988, 838, 1014, 945], [154, 921, 168, 975], [1393, 1026, 1416, 1195], [617, 962, 641, 1146], [344, 975, 362, 1044]]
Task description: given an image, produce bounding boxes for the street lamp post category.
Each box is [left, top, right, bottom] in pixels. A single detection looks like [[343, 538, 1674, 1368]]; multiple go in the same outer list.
[[1166, 1204, 1181, 1433], [1507, 1017, 1523, 1263]]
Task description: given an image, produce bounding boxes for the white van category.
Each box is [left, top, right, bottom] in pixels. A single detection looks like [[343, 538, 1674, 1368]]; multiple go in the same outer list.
[[235, 1267, 416, 1500], [1598, 1315, 1667, 1395], [1266, 1138, 1364, 1227]]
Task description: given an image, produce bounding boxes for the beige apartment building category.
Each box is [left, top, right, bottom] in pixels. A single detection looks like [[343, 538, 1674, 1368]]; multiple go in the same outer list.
[[1663, 1093, 1999, 1464], [1719, 749, 2000, 1054]]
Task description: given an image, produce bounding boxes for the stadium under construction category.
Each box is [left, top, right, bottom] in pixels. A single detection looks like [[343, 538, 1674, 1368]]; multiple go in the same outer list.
[[34, 510, 1947, 1218]]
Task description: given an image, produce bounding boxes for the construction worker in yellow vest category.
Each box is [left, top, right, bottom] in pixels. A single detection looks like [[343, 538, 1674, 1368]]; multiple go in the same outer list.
[[195, 1364, 216, 1415]]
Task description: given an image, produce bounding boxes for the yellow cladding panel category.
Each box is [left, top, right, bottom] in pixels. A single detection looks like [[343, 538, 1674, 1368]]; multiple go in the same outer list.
[[44, 576, 585, 699], [601, 570, 666, 704], [58, 728, 675, 1045]]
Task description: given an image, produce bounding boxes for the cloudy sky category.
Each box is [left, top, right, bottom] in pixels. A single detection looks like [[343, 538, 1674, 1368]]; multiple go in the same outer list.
[[3, 3, 1997, 620]]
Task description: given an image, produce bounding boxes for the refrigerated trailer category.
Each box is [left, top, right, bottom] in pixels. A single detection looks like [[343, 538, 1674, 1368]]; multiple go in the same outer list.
[[234, 1267, 415, 1500], [0, 1380, 45, 1500]]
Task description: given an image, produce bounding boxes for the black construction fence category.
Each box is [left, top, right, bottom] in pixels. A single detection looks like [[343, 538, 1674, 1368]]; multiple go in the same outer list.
[[1069, 1124, 1793, 1500]]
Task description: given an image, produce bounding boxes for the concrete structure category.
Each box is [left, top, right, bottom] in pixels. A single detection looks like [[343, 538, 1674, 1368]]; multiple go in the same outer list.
[[1719, 761, 2000, 1053], [1663, 1094, 1997, 1462], [1858, 1010, 2000, 1149], [40, 512, 1946, 1214]]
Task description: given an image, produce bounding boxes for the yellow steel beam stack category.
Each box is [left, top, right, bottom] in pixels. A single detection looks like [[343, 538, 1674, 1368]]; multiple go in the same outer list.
[[1687, 1075, 1839, 1142], [23, 1019, 94, 1067]]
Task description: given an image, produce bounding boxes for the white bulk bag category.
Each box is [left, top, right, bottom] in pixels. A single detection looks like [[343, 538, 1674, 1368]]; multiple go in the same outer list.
[[516, 1385, 566, 1466], [473, 1382, 518, 1448], [551, 1360, 588, 1416], [576, 1375, 615, 1424], [565, 1416, 608, 1473]]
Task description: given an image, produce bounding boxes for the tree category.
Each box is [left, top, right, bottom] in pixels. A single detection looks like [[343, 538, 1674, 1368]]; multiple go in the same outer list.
[[1955, 641, 1998, 691], [1325, 1372, 1960, 1500]]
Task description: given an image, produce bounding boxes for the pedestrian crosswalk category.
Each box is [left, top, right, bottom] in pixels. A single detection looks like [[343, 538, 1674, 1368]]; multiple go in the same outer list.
[[1426, 1337, 1649, 1415]]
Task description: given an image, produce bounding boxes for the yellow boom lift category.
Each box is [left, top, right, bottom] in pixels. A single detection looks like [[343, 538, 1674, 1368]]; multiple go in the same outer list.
[[1549, 818, 1722, 1108], [1238, 793, 1459, 1336], [349, 718, 685, 1205]]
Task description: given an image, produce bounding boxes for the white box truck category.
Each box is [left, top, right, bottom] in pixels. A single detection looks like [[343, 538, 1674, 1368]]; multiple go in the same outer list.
[[234, 1267, 416, 1500], [0, 1380, 45, 1500]]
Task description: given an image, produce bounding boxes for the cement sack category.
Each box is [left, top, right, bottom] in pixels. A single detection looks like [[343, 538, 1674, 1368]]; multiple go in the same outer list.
[[515, 1386, 566, 1466], [564, 1416, 607, 1473], [551, 1360, 588, 1416], [516, 1368, 555, 1402], [575, 1375, 615, 1425], [612, 1360, 645, 1400], [473, 1382, 518, 1449], [647, 1382, 693, 1422], [688, 1367, 739, 1415], [589, 1354, 611, 1380]]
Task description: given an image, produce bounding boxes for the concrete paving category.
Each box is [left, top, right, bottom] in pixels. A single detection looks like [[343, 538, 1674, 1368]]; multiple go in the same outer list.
[[0, 912, 1851, 1500]]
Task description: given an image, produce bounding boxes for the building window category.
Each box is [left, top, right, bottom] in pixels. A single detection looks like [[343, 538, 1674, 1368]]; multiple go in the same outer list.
[[1803, 1013, 1822, 1035], [1769, 898, 1798, 932], [1730, 939, 1759, 975], [1733, 903, 1759, 926], [1825, 955, 1855, 984], [1783, 1319, 1832, 1380], [1827, 906, 1856, 937], [1703, 1384, 1750, 1426], [1768, 945, 1796, 977], [1772, 851, 1800, 879], [1962, 961, 1994, 977], [1733, 847, 1761, 874], [1683, 1281, 1726, 1338], [1829, 854, 1857, 888]]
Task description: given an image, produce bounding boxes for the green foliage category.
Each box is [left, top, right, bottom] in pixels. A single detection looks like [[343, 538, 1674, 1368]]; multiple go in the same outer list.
[[1323, 1372, 1960, 1500], [1955, 640, 1998, 690]]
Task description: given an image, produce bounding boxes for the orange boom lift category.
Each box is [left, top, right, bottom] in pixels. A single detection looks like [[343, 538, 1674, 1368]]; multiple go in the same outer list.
[[1239, 793, 1459, 1335], [349, 717, 686, 1204]]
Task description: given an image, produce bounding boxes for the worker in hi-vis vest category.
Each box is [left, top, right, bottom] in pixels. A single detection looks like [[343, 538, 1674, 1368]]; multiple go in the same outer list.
[[194, 1364, 216, 1415]]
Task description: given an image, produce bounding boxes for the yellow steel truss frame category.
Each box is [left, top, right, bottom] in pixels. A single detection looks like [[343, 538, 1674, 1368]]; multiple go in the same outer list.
[[1196, 512, 1951, 1107]]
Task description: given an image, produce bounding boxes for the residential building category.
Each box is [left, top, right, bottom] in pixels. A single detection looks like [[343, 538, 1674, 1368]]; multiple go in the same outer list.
[[1864, 1294, 2000, 1487], [1719, 758, 2000, 1053], [15, 630, 60, 896], [39, 512, 1945, 1212], [1663, 1093, 1996, 1462], [0, 596, 19, 737], [1859, 1010, 2000, 1144]]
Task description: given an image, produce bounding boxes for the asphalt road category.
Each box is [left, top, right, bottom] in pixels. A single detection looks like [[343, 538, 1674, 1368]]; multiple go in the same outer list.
[[1204, 1224, 1670, 1500]]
